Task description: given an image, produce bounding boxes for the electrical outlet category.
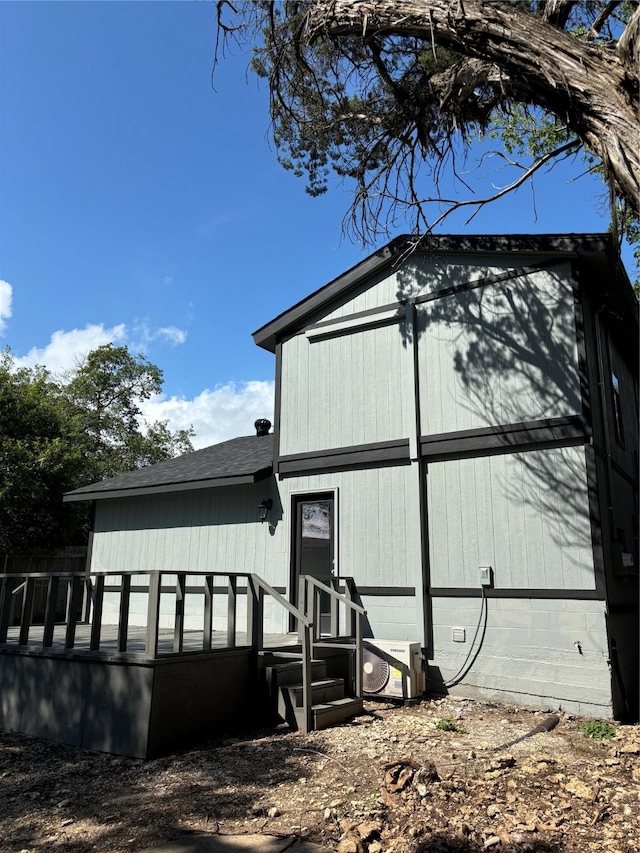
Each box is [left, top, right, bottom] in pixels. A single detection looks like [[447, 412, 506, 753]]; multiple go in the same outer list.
[[479, 566, 494, 587]]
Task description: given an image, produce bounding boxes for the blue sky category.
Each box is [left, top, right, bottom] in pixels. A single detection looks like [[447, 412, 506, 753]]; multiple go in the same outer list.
[[1, 1, 632, 449]]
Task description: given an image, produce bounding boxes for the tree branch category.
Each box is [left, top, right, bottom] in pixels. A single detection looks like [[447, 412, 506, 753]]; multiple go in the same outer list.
[[617, 3, 640, 81], [216, 0, 640, 241], [306, 0, 639, 216], [408, 139, 583, 234], [587, 1, 621, 40], [539, 0, 575, 29]]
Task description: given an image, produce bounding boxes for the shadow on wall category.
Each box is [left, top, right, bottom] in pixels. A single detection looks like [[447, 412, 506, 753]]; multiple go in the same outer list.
[[397, 255, 581, 417], [396, 254, 594, 555], [95, 478, 284, 534]]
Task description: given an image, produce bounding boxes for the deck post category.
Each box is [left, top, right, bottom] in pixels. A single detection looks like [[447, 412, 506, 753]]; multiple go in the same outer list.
[[345, 577, 357, 637], [354, 612, 363, 698], [42, 576, 60, 648], [330, 577, 339, 636], [203, 575, 214, 651], [247, 577, 263, 652], [313, 586, 322, 641], [227, 576, 237, 648], [304, 579, 317, 640], [297, 578, 306, 642], [64, 575, 83, 649], [81, 576, 92, 623], [174, 573, 186, 653], [118, 574, 132, 653], [301, 623, 313, 734], [146, 572, 161, 658], [19, 577, 36, 646], [90, 575, 105, 651], [0, 576, 16, 643]]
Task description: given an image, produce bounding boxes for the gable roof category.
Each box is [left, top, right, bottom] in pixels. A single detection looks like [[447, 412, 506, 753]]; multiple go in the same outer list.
[[63, 434, 273, 502], [253, 232, 623, 352]]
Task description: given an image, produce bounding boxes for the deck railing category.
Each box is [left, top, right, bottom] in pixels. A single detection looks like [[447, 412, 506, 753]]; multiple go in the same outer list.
[[0, 570, 290, 657], [0, 569, 366, 733]]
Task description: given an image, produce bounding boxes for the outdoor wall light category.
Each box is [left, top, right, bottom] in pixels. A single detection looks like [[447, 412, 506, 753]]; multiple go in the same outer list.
[[258, 498, 273, 523]]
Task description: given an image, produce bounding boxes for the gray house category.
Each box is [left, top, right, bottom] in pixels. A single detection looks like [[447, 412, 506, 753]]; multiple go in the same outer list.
[[66, 233, 639, 721]]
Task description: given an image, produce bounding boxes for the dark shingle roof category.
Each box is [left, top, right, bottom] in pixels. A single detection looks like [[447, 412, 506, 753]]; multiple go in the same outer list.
[[63, 434, 273, 502]]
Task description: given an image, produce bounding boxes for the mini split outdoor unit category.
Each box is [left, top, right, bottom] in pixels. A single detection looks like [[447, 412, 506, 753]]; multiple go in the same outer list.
[[363, 640, 425, 700]]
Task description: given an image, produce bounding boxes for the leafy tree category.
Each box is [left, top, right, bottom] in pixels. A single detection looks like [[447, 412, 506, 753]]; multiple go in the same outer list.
[[216, 1, 639, 254], [64, 344, 194, 482], [0, 351, 84, 551], [0, 345, 194, 553]]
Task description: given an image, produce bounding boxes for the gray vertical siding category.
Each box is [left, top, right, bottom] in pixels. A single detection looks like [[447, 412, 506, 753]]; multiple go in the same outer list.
[[426, 445, 595, 590], [91, 484, 283, 577], [279, 257, 582, 456], [417, 264, 581, 435], [280, 465, 423, 640], [90, 480, 290, 633], [279, 321, 412, 455], [318, 252, 554, 321]]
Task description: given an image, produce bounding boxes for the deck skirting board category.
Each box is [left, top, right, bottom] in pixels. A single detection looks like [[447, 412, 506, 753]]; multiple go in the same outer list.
[[0, 645, 255, 758]]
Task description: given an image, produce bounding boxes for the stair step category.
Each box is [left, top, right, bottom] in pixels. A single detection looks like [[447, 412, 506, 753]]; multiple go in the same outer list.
[[265, 659, 326, 687], [294, 697, 364, 731], [279, 677, 345, 712], [262, 654, 362, 733]]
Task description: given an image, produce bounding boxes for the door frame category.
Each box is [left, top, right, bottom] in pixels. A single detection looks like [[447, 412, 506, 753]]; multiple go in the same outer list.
[[289, 488, 339, 630]]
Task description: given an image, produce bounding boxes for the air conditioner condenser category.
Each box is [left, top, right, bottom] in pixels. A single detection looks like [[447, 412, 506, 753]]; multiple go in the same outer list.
[[363, 640, 425, 700]]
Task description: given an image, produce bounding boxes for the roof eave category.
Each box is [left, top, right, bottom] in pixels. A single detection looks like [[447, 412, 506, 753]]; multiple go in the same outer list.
[[252, 233, 615, 352], [63, 466, 273, 503], [252, 238, 401, 353]]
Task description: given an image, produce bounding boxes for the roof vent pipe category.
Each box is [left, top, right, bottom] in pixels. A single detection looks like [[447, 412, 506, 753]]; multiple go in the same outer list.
[[255, 419, 271, 437]]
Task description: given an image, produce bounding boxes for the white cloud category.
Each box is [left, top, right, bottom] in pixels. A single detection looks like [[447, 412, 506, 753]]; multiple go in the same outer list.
[[142, 324, 187, 346], [0, 280, 13, 335], [16, 324, 127, 375], [15, 321, 188, 376], [128, 321, 188, 351], [156, 326, 187, 345], [141, 380, 275, 449]]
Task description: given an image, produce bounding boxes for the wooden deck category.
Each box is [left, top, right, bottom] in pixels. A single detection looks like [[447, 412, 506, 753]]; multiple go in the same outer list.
[[1, 570, 366, 754]]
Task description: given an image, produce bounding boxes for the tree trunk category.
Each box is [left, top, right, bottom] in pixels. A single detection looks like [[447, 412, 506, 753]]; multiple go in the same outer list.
[[307, 0, 640, 216]]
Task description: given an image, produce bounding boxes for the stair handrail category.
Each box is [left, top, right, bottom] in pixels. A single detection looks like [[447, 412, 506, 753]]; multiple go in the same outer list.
[[300, 575, 366, 700], [301, 575, 366, 626], [248, 573, 314, 734]]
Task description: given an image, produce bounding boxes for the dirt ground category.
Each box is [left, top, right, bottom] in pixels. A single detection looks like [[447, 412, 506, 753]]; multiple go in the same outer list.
[[1, 696, 639, 853]]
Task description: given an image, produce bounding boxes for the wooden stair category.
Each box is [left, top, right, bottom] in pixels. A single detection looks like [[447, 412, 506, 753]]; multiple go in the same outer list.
[[263, 654, 363, 731]]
